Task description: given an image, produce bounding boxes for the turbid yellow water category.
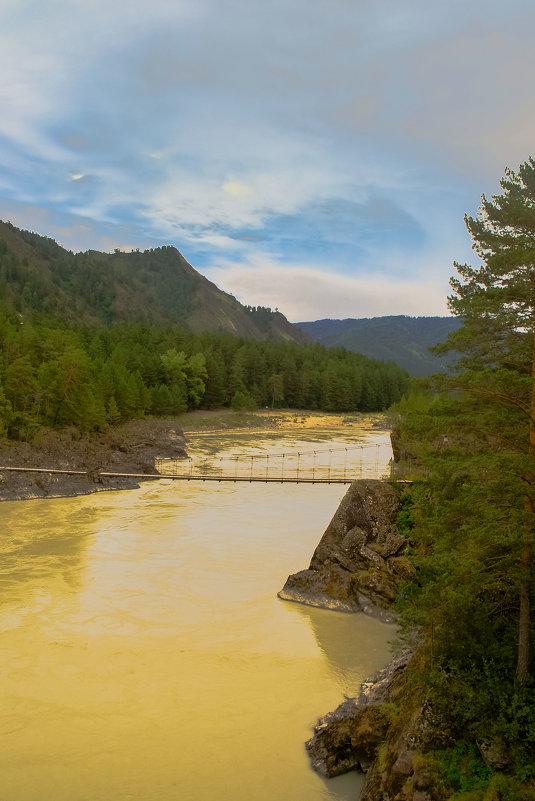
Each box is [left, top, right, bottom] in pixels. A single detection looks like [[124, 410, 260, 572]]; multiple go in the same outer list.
[[0, 425, 394, 800]]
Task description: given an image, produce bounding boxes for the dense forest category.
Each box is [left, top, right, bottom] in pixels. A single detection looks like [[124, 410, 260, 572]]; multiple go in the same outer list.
[[389, 159, 535, 799], [0, 304, 410, 441]]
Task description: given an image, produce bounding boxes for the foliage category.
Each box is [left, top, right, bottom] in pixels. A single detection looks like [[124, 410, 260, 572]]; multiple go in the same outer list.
[[433, 743, 492, 795], [0, 219, 412, 442], [0, 308, 410, 440], [392, 158, 535, 795], [395, 487, 415, 539], [230, 390, 256, 411]]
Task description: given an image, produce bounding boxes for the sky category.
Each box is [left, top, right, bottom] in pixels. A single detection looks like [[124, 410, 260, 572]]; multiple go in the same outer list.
[[1, 1, 535, 322]]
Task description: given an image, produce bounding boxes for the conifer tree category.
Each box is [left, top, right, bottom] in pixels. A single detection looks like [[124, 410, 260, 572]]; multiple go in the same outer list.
[[438, 156, 535, 686]]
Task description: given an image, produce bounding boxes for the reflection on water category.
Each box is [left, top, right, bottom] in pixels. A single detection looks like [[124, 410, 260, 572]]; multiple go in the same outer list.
[[289, 603, 394, 695], [0, 425, 394, 801]]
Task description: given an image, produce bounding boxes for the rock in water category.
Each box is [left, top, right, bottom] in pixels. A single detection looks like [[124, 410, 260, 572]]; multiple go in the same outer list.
[[305, 647, 413, 778], [306, 699, 389, 777], [278, 479, 410, 621]]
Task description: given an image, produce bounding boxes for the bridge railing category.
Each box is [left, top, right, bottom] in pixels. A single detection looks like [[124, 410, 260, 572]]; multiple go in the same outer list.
[[0, 443, 399, 484], [156, 442, 393, 483]]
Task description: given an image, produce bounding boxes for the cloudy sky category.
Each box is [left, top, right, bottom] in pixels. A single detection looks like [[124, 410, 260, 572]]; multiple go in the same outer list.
[[1, 0, 534, 321]]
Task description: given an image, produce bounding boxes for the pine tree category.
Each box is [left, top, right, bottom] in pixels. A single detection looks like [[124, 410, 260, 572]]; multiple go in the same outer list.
[[437, 156, 535, 686], [106, 396, 121, 424]]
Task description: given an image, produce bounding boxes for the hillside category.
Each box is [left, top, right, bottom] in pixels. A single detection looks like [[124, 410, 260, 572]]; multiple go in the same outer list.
[[297, 315, 462, 376], [0, 220, 309, 343]]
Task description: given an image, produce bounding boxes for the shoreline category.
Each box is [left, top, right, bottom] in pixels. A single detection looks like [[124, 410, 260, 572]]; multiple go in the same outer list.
[[177, 408, 389, 435], [0, 410, 390, 502], [0, 418, 188, 502]]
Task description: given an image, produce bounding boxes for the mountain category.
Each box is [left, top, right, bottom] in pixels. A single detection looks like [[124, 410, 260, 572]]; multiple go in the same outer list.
[[0, 220, 309, 343], [296, 315, 462, 377]]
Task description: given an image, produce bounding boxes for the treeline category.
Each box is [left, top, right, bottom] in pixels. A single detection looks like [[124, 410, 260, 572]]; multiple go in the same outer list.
[[0, 305, 410, 440]]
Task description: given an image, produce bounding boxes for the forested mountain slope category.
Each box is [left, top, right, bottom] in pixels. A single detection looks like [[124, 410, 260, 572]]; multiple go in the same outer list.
[[0, 220, 308, 343], [297, 315, 462, 376], [0, 220, 413, 441]]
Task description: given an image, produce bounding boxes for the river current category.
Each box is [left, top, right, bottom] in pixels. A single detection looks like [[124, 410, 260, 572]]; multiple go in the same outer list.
[[0, 422, 394, 800]]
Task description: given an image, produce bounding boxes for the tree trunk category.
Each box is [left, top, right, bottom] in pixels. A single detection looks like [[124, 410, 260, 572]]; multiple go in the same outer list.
[[517, 334, 535, 686]]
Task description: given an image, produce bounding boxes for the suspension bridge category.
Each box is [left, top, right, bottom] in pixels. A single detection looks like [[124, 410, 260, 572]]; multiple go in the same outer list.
[[0, 442, 394, 484]]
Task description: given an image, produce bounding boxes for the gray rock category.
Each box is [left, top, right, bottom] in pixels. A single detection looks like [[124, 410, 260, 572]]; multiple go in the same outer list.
[[357, 646, 415, 707], [0, 420, 188, 501], [278, 567, 361, 612], [359, 544, 387, 568], [309, 480, 401, 571], [413, 792, 433, 801], [278, 479, 407, 618], [306, 698, 389, 778], [379, 532, 408, 558], [306, 647, 415, 779]]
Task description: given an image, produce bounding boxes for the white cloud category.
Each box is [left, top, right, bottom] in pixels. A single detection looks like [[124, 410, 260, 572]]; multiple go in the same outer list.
[[0, 0, 532, 320], [195, 233, 248, 250], [204, 255, 450, 321], [0, 197, 158, 253], [140, 131, 359, 237]]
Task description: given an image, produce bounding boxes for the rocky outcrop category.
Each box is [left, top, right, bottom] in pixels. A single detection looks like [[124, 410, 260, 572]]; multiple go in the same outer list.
[[0, 419, 187, 501], [306, 647, 414, 778], [277, 477, 457, 799], [306, 640, 457, 801], [278, 479, 412, 621], [359, 678, 455, 801], [307, 700, 389, 778]]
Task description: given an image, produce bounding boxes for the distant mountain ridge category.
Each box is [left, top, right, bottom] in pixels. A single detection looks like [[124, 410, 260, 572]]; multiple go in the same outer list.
[[297, 315, 462, 376], [0, 220, 309, 343]]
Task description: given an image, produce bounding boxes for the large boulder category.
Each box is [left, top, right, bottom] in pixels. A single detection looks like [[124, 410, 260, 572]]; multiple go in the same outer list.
[[306, 699, 389, 778], [278, 479, 411, 621]]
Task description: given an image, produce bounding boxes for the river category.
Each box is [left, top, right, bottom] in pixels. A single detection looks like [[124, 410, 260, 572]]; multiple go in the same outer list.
[[0, 421, 395, 801]]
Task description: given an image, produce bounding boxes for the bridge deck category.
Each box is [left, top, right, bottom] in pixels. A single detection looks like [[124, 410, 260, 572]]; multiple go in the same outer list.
[[0, 467, 413, 484], [101, 472, 354, 484], [0, 466, 355, 484]]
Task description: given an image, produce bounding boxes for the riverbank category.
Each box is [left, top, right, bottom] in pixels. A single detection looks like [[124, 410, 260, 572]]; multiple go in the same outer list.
[[276, 477, 430, 799], [0, 419, 187, 501], [0, 410, 389, 501], [176, 408, 388, 433]]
